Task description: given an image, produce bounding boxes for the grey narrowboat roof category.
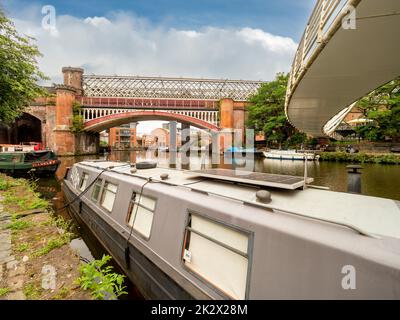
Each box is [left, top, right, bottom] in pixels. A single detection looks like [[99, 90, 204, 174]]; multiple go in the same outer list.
[[77, 160, 400, 240]]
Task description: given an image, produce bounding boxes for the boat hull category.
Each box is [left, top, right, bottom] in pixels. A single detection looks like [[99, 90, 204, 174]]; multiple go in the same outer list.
[[0, 151, 60, 176], [0, 162, 60, 176], [63, 183, 194, 300]]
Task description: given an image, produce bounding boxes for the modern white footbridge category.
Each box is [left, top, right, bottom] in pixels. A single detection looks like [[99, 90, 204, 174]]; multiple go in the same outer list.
[[285, 0, 400, 137]]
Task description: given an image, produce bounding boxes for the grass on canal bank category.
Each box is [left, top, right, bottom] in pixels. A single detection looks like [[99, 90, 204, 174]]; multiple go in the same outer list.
[[0, 174, 127, 300], [318, 152, 400, 164]]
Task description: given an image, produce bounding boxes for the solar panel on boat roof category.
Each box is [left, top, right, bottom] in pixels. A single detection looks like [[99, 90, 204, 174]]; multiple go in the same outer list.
[[186, 169, 313, 190]]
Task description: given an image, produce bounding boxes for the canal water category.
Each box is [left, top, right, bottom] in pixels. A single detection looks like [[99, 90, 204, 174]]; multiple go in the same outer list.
[[34, 150, 400, 299], [40, 150, 400, 200]]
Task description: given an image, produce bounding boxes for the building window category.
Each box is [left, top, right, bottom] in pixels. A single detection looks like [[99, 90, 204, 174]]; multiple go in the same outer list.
[[91, 179, 103, 202], [127, 192, 156, 239], [182, 213, 250, 300], [79, 173, 89, 191], [101, 182, 118, 212]]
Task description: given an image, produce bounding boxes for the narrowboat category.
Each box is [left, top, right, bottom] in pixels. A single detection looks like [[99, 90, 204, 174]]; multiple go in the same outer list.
[[62, 160, 400, 300], [0, 142, 43, 153], [0, 150, 61, 175]]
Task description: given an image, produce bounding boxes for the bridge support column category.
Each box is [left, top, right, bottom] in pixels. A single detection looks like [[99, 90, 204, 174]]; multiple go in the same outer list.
[[51, 67, 98, 156], [52, 85, 77, 155], [180, 123, 191, 169], [130, 122, 137, 149], [233, 104, 246, 144], [169, 121, 177, 167], [219, 98, 234, 152], [181, 123, 191, 150]]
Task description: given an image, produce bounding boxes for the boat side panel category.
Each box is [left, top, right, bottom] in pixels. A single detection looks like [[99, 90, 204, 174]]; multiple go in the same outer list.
[[67, 163, 400, 300], [64, 184, 194, 300]]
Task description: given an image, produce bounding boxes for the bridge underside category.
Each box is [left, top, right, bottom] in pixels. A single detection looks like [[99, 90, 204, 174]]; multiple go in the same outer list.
[[286, 0, 400, 137]]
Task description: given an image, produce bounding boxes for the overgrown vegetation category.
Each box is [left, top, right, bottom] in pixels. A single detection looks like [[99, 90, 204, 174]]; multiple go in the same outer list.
[[0, 287, 10, 297], [319, 152, 400, 164], [77, 255, 127, 300], [7, 219, 33, 231], [16, 243, 29, 252], [32, 235, 70, 257], [0, 174, 91, 300], [23, 283, 42, 300], [71, 101, 84, 133], [247, 73, 307, 148], [0, 8, 48, 123], [0, 177, 50, 212], [51, 287, 70, 300], [32, 214, 76, 257]]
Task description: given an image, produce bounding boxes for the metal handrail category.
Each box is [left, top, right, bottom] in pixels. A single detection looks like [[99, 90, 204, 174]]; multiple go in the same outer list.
[[285, 0, 362, 131]]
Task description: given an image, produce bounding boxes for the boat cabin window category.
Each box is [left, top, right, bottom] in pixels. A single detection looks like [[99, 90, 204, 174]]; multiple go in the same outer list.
[[100, 182, 118, 212], [127, 193, 156, 239], [182, 213, 250, 300], [91, 179, 103, 202], [79, 173, 89, 191]]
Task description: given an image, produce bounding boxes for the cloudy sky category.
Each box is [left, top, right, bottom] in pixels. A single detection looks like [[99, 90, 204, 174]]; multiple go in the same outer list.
[[2, 0, 315, 133]]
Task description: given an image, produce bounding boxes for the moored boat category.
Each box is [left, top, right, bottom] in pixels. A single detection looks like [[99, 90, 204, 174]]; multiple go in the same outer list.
[[263, 149, 319, 161], [62, 160, 400, 300], [0, 150, 61, 175], [0, 142, 43, 153]]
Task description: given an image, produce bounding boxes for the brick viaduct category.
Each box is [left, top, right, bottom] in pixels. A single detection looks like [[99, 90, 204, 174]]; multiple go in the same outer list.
[[21, 67, 263, 155]]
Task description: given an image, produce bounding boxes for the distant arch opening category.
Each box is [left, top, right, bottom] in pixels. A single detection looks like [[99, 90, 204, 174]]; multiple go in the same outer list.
[[14, 113, 42, 143]]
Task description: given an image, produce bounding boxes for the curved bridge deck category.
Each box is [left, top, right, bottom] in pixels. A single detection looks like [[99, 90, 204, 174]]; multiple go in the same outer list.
[[285, 0, 400, 137]]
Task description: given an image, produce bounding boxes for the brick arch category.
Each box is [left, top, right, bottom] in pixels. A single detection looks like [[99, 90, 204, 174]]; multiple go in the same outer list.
[[83, 110, 220, 132], [24, 107, 46, 122]]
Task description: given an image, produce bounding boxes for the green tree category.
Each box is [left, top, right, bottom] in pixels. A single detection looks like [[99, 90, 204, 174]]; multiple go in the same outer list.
[[247, 73, 306, 148], [355, 78, 400, 141], [0, 8, 48, 123]]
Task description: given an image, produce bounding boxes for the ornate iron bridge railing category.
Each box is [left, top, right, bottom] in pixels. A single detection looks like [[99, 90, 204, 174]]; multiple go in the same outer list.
[[77, 96, 219, 109], [82, 75, 264, 101], [81, 107, 219, 126]]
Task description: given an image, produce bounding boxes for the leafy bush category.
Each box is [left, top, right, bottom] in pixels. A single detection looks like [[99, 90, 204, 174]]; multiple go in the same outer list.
[[319, 152, 400, 164], [71, 101, 84, 133], [77, 255, 127, 300]]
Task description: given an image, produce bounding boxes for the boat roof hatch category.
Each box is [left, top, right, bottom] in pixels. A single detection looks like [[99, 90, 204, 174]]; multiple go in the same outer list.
[[185, 169, 313, 190]]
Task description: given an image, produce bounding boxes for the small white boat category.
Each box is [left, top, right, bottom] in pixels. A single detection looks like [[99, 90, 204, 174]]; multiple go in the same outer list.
[[157, 146, 169, 152], [263, 149, 319, 161]]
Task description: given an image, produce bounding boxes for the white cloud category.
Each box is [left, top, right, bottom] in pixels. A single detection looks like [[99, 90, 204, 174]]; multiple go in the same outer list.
[[10, 11, 297, 84], [83, 16, 111, 27], [10, 10, 298, 133]]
